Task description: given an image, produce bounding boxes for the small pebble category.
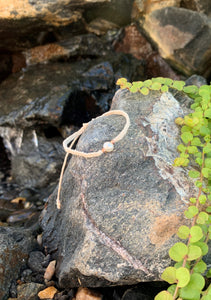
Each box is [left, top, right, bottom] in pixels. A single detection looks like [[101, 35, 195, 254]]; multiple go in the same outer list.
[[38, 286, 58, 299], [44, 260, 56, 282]]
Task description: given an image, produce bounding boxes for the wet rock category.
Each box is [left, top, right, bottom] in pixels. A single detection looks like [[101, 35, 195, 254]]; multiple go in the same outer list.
[[114, 24, 179, 79], [0, 226, 36, 300], [7, 209, 39, 226], [41, 89, 196, 287], [17, 282, 45, 300], [143, 7, 211, 77]]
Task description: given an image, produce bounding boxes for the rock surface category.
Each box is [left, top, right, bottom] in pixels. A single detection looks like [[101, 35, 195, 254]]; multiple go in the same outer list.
[[143, 7, 211, 77], [0, 226, 36, 300], [41, 88, 196, 288]]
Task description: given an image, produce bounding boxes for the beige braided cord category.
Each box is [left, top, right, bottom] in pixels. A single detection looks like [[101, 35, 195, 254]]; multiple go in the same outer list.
[[56, 110, 130, 209]]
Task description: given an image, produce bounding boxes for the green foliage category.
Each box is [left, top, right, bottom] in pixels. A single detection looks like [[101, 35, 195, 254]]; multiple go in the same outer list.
[[116, 77, 211, 300]]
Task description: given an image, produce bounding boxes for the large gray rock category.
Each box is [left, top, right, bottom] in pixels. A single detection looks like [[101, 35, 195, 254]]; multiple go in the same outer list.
[[41, 89, 195, 288], [143, 7, 211, 77], [0, 226, 36, 300]]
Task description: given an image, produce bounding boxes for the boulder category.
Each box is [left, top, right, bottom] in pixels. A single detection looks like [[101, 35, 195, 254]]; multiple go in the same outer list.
[[0, 226, 36, 300], [41, 88, 196, 288], [143, 7, 211, 77]]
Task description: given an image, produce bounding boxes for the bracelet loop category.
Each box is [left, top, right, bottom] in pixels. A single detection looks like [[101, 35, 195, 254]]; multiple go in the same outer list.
[[63, 110, 130, 158], [56, 109, 130, 209]]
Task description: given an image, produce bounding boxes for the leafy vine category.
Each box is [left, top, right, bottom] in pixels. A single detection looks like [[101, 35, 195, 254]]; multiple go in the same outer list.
[[116, 77, 211, 300]]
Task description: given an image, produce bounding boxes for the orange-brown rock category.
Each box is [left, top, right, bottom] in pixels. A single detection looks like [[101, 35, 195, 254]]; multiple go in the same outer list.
[[38, 286, 58, 299]]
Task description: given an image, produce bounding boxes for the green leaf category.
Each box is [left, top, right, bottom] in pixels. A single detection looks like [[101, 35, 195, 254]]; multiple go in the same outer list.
[[179, 286, 200, 300], [177, 225, 190, 239], [181, 132, 193, 144], [173, 157, 189, 167], [187, 146, 198, 154], [195, 157, 203, 166], [181, 125, 192, 133], [204, 143, 211, 153], [151, 82, 162, 90], [200, 126, 210, 136], [169, 242, 188, 262], [189, 226, 203, 243], [176, 267, 190, 288], [143, 79, 152, 87], [193, 260, 207, 273], [167, 285, 178, 297], [161, 267, 176, 284], [140, 87, 149, 95], [177, 144, 186, 152], [187, 245, 202, 261], [161, 85, 169, 92], [196, 212, 209, 224], [202, 168, 210, 178], [163, 78, 173, 86], [191, 137, 202, 146], [188, 170, 200, 178], [204, 108, 211, 119], [183, 85, 198, 94], [184, 206, 199, 219], [198, 195, 207, 204], [195, 180, 202, 188], [116, 77, 128, 85], [193, 242, 209, 255], [189, 197, 196, 203], [155, 291, 173, 300], [179, 273, 205, 299], [129, 85, 139, 93], [172, 80, 185, 91], [206, 206, 211, 213], [187, 273, 205, 291]]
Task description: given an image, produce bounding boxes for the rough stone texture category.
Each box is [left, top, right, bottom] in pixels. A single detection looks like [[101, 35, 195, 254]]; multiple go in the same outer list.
[[0, 54, 143, 189], [181, 0, 211, 16], [41, 89, 196, 288], [17, 282, 45, 300], [143, 7, 211, 77], [0, 226, 36, 300], [114, 24, 179, 79], [24, 34, 111, 66], [132, 0, 180, 18], [0, 0, 133, 51]]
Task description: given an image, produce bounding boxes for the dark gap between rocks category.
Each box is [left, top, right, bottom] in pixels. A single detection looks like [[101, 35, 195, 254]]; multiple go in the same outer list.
[[0, 136, 11, 181], [60, 90, 103, 127]]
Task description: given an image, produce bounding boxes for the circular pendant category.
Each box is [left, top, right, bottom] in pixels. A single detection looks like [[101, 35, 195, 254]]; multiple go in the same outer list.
[[103, 142, 114, 152]]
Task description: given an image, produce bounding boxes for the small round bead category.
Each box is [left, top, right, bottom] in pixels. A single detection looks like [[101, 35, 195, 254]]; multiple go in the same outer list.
[[103, 142, 114, 152]]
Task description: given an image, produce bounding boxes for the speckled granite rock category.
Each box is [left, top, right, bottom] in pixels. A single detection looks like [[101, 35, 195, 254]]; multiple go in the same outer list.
[[41, 88, 197, 288]]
